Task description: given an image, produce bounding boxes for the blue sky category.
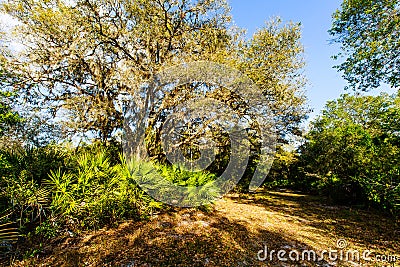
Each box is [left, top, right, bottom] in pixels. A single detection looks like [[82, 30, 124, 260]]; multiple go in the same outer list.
[[228, 0, 396, 122]]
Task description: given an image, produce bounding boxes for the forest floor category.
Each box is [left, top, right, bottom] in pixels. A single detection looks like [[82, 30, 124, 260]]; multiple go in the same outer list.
[[4, 190, 400, 267]]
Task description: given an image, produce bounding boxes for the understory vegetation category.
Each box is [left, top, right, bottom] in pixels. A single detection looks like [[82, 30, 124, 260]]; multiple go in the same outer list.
[[267, 93, 400, 216], [0, 92, 398, 261], [0, 143, 224, 240]]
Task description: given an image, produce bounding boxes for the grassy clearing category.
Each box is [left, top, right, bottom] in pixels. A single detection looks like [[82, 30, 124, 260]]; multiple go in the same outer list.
[[4, 190, 399, 267]]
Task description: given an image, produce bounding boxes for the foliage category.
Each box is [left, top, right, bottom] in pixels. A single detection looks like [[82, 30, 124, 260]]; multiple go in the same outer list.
[[1, 0, 310, 199], [157, 164, 220, 205], [0, 143, 164, 239], [2, 1, 308, 150], [263, 146, 297, 189], [235, 18, 309, 142], [141, 18, 309, 192], [2, 0, 233, 142], [0, 91, 21, 137], [295, 93, 400, 213], [45, 149, 162, 230], [0, 145, 69, 236], [330, 0, 400, 90], [0, 145, 69, 185], [0, 49, 22, 137]]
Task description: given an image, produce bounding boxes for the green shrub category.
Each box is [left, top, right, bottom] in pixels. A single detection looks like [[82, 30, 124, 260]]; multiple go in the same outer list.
[[45, 149, 161, 230], [155, 164, 220, 206], [0, 145, 70, 186], [292, 93, 400, 214], [0, 145, 68, 233]]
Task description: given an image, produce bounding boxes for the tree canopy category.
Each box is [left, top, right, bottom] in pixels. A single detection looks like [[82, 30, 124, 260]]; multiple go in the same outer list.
[[330, 0, 400, 91], [0, 91, 21, 137], [297, 92, 400, 210], [2, 0, 309, 146]]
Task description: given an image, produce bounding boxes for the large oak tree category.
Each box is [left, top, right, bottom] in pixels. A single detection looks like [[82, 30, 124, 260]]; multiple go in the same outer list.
[[2, 0, 309, 155]]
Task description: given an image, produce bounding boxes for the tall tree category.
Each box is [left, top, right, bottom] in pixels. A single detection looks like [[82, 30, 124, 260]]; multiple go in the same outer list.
[[3, 0, 309, 159], [3, 0, 232, 142], [297, 93, 400, 210], [330, 0, 400, 91], [139, 19, 309, 190]]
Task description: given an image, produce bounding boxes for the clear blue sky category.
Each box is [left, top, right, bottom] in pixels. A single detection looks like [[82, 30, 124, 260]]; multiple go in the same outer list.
[[228, 0, 395, 122]]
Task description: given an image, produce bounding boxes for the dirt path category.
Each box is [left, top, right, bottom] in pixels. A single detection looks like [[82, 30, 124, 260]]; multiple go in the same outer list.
[[8, 191, 400, 266]]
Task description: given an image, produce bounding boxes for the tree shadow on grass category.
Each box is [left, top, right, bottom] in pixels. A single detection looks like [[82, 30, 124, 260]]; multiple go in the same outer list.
[[228, 190, 400, 256], [17, 207, 331, 267], [7, 190, 400, 267]]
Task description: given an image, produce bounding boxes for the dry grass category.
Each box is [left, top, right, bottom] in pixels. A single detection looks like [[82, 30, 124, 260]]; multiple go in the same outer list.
[[4, 190, 400, 267]]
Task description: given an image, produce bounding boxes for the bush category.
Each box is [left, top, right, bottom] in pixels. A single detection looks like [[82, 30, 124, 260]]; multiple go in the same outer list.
[[0, 141, 222, 238], [292, 93, 400, 215], [0, 145, 67, 233], [156, 164, 220, 206], [0, 144, 70, 189], [45, 149, 162, 230]]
